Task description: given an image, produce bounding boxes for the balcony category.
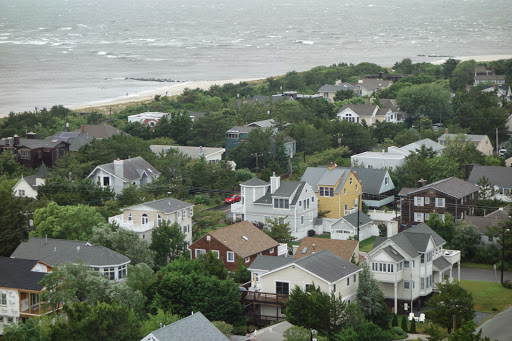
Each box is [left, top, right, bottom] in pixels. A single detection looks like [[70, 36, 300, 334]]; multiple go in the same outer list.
[[344, 207, 358, 216], [231, 202, 243, 214], [19, 292, 56, 317], [108, 215, 154, 233], [442, 249, 461, 265], [242, 291, 288, 306]]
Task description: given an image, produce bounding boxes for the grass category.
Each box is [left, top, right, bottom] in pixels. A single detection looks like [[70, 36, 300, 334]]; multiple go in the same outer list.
[[359, 236, 376, 252], [461, 262, 494, 269], [461, 279, 512, 313], [313, 233, 331, 239]]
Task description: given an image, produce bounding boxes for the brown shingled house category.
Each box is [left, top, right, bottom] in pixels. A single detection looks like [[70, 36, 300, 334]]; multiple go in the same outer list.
[[189, 221, 283, 270], [398, 177, 479, 228], [293, 237, 359, 263]]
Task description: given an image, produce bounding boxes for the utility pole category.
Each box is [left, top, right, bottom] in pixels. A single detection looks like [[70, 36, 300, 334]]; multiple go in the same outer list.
[[252, 153, 262, 178], [357, 192, 361, 240], [496, 127, 499, 154]]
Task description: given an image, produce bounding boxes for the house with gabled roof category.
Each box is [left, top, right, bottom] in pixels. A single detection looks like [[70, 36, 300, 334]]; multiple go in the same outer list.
[[336, 167, 395, 207], [466, 165, 512, 202], [140, 311, 229, 341], [354, 78, 393, 97], [72, 123, 125, 140], [108, 197, 194, 244], [12, 164, 50, 199], [10, 237, 130, 281], [0, 133, 69, 168], [397, 138, 445, 155], [330, 211, 378, 242], [293, 237, 359, 263], [231, 174, 318, 239], [317, 82, 356, 103], [244, 250, 361, 325], [189, 221, 285, 271], [463, 207, 511, 246], [398, 177, 479, 227], [0, 257, 56, 335], [438, 133, 493, 156], [150, 145, 225, 162], [301, 165, 362, 221], [366, 223, 461, 315], [45, 132, 93, 152], [225, 125, 296, 158], [87, 156, 160, 195]]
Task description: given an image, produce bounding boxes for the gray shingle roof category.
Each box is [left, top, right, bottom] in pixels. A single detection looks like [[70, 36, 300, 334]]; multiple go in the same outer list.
[[355, 79, 392, 91], [72, 123, 125, 139], [342, 211, 373, 227], [123, 197, 193, 213], [337, 104, 378, 116], [95, 156, 160, 181], [241, 178, 269, 186], [17, 137, 68, 149], [338, 167, 390, 195], [318, 83, 356, 93], [400, 138, 445, 154], [249, 255, 295, 271], [463, 207, 511, 233], [467, 165, 512, 188], [400, 177, 479, 199], [146, 312, 229, 341], [433, 256, 451, 271], [438, 133, 489, 143], [253, 181, 306, 206], [302, 166, 352, 194], [0, 257, 46, 291], [294, 250, 361, 283], [46, 132, 93, 152], [383, 246, 404, 261], [227, 125, 255, 134], [11, 238, 131, 267]]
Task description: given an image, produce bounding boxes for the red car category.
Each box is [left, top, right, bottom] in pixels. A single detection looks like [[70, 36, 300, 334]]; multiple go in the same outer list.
[[225, 195, 241, 204]]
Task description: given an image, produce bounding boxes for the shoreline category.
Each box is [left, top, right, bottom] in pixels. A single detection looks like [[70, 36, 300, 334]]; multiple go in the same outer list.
[[54, 54, 512, 113], [66, 78, 262, 111]]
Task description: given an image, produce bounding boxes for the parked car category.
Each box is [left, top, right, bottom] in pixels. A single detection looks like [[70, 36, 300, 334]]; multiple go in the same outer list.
[[225, 195, 241, 204]]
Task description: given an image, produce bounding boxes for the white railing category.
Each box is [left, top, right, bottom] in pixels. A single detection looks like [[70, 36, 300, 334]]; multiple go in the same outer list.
[[231, 202, 243, 213], [277, 243, 288, 256], [443, 249, 461, 264], [368, 209, 399, 222], [344, 207, 358, 216]]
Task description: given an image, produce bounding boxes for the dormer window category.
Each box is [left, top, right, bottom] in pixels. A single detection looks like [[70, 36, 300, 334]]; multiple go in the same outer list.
[[274, 198, 289, 209]]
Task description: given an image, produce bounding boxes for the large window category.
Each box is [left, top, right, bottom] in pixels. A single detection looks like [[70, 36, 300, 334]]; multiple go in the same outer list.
[[435, 198, 445, 207], [0, 293, 6, 305], [227, 251, 235, 262], [104, 267, 116, 280], [118, 264, 127, 279], [276, 281, 290, 295], [319, 187, 334, 197], [18, 189, 25, 197], [195, 249, 206, 258], [414, 196, 424, 206], [273, 198, 289, 209], [141, 214, 149, 224], [103, 176, 110, 186], [19, 149, 30, 160], [414, 212, 424, 223]]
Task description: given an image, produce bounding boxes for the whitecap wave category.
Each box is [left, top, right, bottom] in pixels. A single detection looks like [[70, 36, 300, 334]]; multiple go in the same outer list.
[[294, 40, 314, 45], [97, 51, 108, 55], [58, 27, 73, 30]]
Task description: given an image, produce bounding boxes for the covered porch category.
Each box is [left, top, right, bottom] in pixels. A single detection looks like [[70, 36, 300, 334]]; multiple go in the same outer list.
[[19, 291, 55, 317]]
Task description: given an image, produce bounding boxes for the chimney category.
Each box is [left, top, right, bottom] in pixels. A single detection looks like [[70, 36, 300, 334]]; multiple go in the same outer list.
[[114, 159, 123, 178], [378, 71, 383, 79], [418, 179, 427, 188], [80, 125, 85, 133], [328, 162, 337, 171], [444, 128, 449, 134], [26, 132, 37, 139], [270, 172, 280, 194], [13, 135, 20, 145]]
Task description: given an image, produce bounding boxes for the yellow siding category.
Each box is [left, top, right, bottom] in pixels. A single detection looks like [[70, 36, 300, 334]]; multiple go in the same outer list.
[[317, 171, 363, 219]]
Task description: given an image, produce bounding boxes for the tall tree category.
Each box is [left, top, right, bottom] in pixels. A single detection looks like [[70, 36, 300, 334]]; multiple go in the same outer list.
[[264, 217, 295, 243], [425, 280, 475, 333], [397, 83, 452, 124], [356, 263, 392, 330], [150, 221, 188, 268], [487, 215, 512, 283]]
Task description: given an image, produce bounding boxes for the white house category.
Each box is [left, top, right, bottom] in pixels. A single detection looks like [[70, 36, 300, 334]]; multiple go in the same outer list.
[[397, 138, 445, 155], [438, 133, 493, 156], [109, 197, 194, 244], [245, 250, 362, 324], [87, 157, 160, 195], [366, 223, 461, 315], [337, 104, 399, 126], [150, 145, 225, 162], [12, 164, 50, 199], [127, 112, 169, 127], [11, 238, 131, 281], [330, 211, 379, 241], [467, 165, 512, 202], [231, 174, 318, 239], [0, 257, 54, 336], [351, 150, 406, 170]]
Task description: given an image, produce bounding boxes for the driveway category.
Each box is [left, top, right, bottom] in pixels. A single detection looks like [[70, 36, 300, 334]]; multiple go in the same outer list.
[[455, 265, 512, 283], [478, 305, 512, 341]]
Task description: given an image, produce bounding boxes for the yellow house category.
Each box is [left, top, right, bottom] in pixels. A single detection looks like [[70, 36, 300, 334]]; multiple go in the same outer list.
[[301, 165, 363, 219]]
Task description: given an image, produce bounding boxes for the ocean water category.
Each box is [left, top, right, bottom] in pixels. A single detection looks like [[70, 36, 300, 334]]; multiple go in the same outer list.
[[1, 0, 511, 114]]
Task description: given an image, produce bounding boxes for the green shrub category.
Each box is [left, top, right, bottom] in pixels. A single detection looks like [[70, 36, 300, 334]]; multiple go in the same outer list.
[[502, 280, 512, 289], [390, 326, 408, 340], [392, 314, 398, 327], [212, 321, 233, 337], [392, 326, 404, 334], [410, 318, 417, 333], [401, 315, 408, 332], [232, 325, 247, 335]]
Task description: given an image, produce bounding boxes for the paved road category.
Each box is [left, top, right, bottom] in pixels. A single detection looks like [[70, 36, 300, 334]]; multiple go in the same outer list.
[[455, 266, 512, 282], [478, 305, 512, 341]]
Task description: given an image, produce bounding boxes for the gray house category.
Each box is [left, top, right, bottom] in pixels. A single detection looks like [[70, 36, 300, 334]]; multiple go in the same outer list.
[[330, 211, 378, 241], [11, 238, 131, 281], [230, 174, 318, 239], [140, 312, 229, 341], [87, 156, 160, 195], [463, 207, 510, 246], [337, 167, 395, 207], [467, 165, 512, 202]]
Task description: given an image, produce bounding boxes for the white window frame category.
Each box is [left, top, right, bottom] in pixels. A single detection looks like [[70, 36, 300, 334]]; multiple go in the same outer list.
[[414, 196, 424, 206], [212, 250, 220, 258], [195, 249, 206, 258], [141, 214, 149, 224], [404, 281, 410, 290], [245, 256, 250, 263], [435, 198, 445, 208], [0, 293, 6, 306], [227, 251, 235, 262], [414, 212, 424, 223], [425, 197, 430, 205]]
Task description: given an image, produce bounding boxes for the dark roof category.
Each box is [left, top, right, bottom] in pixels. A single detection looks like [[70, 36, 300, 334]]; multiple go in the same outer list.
[[355, 79, 392, 91], [373, 223, 445, 258], [342, 211, 373, 227], [11, 238, 130, 267], [463, 207, 511, 233], [226, 125, 255, 134], [17, 137, 68, 149], [294, 250, 361, 283], [301, 166, 353, 194], [249, 255, 295, 271], [433, 256, 451, 271], [338, 167, 391, 195], [0, 257, 47, 291], [123, 197, 193, 213], [318, 83, 356, 93], [93, 156, 160, 181], [72, 123, 125, 139], [398, 177, 479, 199], [241, 178, 269, 187], [147, 312, 229, 341], [383, 246, 404, 261], [46, 132, 93, 152], [253, 181, 306, 206], [467, 165, 512, 188]]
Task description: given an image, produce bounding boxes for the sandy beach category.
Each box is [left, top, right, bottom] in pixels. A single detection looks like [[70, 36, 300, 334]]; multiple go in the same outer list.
[[431, 54, 512, 65], [67, 77, 262, 111]]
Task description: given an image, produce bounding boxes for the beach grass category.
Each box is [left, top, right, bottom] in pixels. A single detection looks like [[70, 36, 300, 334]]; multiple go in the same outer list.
[[461, 279, 512, 313]]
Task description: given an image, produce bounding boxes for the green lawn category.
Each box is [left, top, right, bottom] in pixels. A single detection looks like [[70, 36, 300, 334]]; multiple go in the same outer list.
[[461, 262, 494, 270], [359, 236, 376, 252], [314, 233, 331, 239], [461, 279, 512, 313]]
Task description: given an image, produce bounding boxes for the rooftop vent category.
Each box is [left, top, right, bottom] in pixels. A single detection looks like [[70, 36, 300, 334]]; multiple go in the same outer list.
[[301, 247, 308, 254], [242, 236, 249, 241]]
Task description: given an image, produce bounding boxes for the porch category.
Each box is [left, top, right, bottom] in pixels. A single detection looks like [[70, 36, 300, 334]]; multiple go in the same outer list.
[[19, 291, 55, 317]]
